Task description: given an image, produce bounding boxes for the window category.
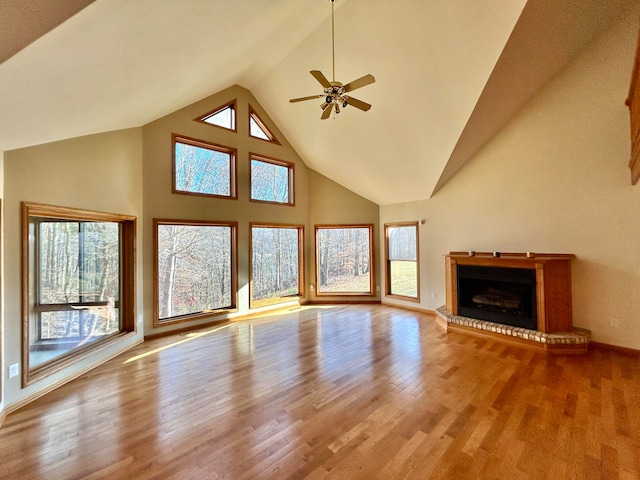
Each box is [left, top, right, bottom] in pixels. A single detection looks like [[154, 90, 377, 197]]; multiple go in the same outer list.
[[173, 135, 237, 198], [249, 105, 280, 144], [22, 202, 136, 385], [154, 220, 237, 325], [250, 224, 304, 308], [385, 222, 419, 301], [195, 100, 237, 131], [250, 154, 294, 205], [315, 225, 374, 295]]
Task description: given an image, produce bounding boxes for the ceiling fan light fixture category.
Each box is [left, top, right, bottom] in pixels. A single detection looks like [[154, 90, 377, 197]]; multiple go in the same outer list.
[[288, 0, 375, 119]]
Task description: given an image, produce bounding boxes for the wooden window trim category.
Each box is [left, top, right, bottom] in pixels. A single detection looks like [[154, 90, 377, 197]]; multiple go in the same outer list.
[[249, 222, 304, 309], [314, 224, 375, 297], [248, 105, 281, 145], [172, 134, 238, 199], [21, 202, 137, 387], [384, 221, 420, 303], [194, 99, 238, 133], [153, 218, 238, 327], [249, 153, 295, 206]]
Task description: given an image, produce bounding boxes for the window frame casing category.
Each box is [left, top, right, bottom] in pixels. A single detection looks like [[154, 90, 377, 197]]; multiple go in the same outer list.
[[249, 222, 304, 309], [172, 134, 238, 199], [195, 99, 237, 132], [384, 221, 420, 302], [153, 218, 238, 326], [248, 105, 281, 145], [249, 154, 295, 206], [314, 224, 375, 297], [21, 202, 137, 387]]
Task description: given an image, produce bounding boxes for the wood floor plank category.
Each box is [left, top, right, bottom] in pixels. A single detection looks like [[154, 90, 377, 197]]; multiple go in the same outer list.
[[1, 304, 639, 479]]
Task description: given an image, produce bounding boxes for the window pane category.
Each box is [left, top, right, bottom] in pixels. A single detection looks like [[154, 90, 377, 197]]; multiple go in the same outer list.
[[31, 218, 122, 368], [174, 139, 232, 196], [389, 260, 418, 297], [388, 226, 417, 261], [203, 106, 234, 129], [157, 224, 232, 320], [317, 227, 372, 294], [252, 226, 300, 303], [250, 159, 291, 204], [250, 116, 271, 140]]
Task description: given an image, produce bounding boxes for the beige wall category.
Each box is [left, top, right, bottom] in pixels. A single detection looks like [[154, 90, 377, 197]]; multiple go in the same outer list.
[[142, 85, 380, 336], [3, 129, 144, 406], [381, 12, 640, 348]]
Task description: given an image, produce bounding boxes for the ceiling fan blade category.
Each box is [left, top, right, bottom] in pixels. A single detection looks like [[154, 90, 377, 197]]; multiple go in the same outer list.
[[310, 70, 332, 89], [290, 95, 323, 103], [343, 74, 375, 93], [321, 102, 335, 120], [344, 96, 372, 112]]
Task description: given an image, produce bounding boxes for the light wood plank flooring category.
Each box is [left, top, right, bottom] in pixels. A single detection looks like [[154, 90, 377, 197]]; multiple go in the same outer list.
[[1, 304, 639, 479]]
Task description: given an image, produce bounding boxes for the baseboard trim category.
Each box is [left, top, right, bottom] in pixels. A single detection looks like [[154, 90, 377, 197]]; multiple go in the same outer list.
[[5, 338, 143, 417], [589, 341, 640, 356], [381, 301, 435, 316]]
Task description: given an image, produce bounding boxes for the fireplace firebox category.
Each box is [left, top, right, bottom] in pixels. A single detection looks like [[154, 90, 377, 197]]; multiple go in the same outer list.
[[457, 265, 537, 330]]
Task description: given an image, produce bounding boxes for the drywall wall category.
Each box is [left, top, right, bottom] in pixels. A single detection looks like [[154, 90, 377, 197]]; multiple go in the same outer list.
[[3, 128, 144, 406], [381, 11, 640, 348]]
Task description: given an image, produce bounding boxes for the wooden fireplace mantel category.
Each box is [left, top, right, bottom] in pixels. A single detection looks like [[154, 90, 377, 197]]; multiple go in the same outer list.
[[445, 252, 575, 334]]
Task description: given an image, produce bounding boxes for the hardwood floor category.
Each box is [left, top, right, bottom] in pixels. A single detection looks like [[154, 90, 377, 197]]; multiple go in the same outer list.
[[1, 304, 639, 479]]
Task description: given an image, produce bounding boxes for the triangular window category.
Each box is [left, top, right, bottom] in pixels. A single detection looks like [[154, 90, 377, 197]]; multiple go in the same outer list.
[[196, 100, 237, 131], [249, 106, 280, 144]]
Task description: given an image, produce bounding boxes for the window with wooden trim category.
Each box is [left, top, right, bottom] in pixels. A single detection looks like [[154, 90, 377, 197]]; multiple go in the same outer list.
[[154, 220, 237, 325], [315, 225, 374, 296], [384, 222, 419, 301], [22, 202, 136, 386], [195, 100, 237, 132], [173, 135, 237, 198], [249, 105, 280, 144], [250, 224, 304, 308], [250, 154, 294, 205]]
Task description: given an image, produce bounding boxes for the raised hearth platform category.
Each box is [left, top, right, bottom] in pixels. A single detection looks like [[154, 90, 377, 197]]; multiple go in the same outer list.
[[435, 306, 590, 355]]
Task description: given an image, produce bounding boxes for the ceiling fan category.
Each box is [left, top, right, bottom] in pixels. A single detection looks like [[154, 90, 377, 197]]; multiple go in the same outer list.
[[289, 0, 375, 120]]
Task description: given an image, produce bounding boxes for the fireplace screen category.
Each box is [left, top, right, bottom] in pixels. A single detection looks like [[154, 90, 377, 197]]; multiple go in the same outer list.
[[457, 265, 537, 330]]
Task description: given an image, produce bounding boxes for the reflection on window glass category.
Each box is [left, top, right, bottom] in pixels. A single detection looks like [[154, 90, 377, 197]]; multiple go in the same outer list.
[[316, 226, 373, 294], [250, 157, 292, 204], [31, 220, 121, 368], [174, 137, 234, 197], [157, 223, 233, 322], [251, 226, 301, 305]]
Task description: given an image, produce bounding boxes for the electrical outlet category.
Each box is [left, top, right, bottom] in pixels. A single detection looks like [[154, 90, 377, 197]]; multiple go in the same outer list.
[[9, 363, 19, 379], [610, 318, 619, 328], [431, 292, 437, 300], [376, 285, 380, 292], [310, 284, 314, 291]]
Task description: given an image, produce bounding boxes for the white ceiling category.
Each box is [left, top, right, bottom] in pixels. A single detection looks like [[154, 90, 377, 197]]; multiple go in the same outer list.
[[0, 0, 636, 205]]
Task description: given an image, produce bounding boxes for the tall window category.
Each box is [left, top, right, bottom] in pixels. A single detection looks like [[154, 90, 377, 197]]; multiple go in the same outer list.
[[315, 225, 374, 296], [154, 220, 237, 325], [173, 134, 237, 198], [250, 224, 303, 308], [23, 203, 136, 385], [385, 222, 419, 301], [250, 154, 294, 205]]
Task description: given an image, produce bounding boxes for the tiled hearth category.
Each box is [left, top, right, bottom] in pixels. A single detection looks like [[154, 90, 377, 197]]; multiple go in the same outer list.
[[435, 306, 591, 354]]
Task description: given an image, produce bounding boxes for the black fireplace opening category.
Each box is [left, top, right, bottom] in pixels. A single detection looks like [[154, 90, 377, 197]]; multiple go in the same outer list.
[[457, 265, 537, 330]]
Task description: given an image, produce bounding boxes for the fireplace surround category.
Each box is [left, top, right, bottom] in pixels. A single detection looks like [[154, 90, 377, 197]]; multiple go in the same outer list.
[[437, 252, 590, 354]]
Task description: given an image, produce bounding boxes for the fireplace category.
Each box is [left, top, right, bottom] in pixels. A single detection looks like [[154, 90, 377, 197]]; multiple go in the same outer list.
[[437, 252, 590, 354], [457, 265, 537, 330]]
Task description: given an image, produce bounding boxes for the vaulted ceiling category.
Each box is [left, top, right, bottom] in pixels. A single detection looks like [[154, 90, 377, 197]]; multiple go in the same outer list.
[[0, 0, 635, 205]]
